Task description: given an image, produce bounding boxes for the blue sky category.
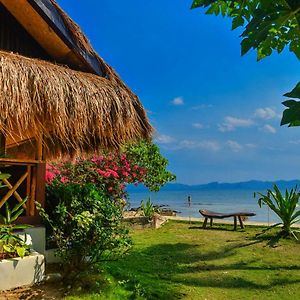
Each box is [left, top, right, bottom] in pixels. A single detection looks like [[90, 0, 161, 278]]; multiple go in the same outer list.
[[59, 0, 300, 184]]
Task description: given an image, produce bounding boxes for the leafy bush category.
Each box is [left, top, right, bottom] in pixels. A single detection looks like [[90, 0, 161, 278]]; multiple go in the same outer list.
[[255, 185, 300, 239], [124, 140, 176, 191], [0, 199, 31, 259], [39, 182, 131, 281]]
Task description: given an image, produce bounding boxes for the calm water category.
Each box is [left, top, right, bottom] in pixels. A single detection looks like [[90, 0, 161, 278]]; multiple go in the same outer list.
[[127, 189, 294, 224]]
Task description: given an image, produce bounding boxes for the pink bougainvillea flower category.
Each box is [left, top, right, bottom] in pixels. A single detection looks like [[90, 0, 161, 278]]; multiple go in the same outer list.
[[61, 176, 69, 184], [45, 170, 56, 184]]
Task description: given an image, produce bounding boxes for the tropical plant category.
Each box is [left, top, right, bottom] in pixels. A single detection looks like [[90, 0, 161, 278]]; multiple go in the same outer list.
[[255, 185, 300, 239], [140, 198, 160, 219], [39, 182, 132, 282], [0, 198, 31, 259], [191, 0, 300, 126], [124, 140, 176, 192]]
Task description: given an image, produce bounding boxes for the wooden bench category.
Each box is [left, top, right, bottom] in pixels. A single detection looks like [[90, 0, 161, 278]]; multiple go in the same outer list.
[[199, 209, 256, 230]]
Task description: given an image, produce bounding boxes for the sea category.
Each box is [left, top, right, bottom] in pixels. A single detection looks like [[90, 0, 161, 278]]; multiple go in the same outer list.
[[127, 189, 292, 224]]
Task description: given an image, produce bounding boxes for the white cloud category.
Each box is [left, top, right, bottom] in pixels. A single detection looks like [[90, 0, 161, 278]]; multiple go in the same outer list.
[[178, 140, 221, 152], [226, 140, 243, 152], [171, 96, 184, 106], [192, 123, 204, 129], [261, 124, 276, 134], [254, 107, 277, 120], [155, 134, 175, 144], [218, 116, 254, 132]]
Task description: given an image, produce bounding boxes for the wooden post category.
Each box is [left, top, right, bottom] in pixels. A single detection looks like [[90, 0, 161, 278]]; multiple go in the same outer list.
[[26, 165, 32, 216], [36, 135, 44, 161], [234, 216, 237, 230], [210, 218, 213, 227], [35, 163, 46, 211]]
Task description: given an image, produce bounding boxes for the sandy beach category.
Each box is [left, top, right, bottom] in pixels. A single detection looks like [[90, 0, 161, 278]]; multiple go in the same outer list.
[[166, 215, 300, 228]]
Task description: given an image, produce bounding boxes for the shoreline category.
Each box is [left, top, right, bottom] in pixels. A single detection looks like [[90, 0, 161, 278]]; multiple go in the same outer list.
[[166, 215, 300, 228]]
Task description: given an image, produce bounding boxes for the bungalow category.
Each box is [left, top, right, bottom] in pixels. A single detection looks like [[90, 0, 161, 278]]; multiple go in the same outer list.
[[0, 0, 152, 225]]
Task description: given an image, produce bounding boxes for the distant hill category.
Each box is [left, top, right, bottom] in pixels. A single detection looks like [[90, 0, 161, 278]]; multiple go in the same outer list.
[[126, 180, 300, 192]]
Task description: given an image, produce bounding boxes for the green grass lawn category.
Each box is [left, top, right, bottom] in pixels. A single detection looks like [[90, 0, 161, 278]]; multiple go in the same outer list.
[[66, 220, 300, 300]]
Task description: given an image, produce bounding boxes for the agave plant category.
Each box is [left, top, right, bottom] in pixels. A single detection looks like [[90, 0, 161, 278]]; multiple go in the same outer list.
[[255, 185, 300, 239], [140, 198, 160, 220]]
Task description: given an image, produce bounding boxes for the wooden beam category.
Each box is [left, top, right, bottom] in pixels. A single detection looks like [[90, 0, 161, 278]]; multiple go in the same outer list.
[[0, 158, 43, 164], [1, 176, 26, 209], [0, 172, 28, 209], [0, 0, 86, 69]]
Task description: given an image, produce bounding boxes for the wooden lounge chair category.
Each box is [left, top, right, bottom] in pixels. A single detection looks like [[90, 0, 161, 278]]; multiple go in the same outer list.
[[199, 209, 256, 230]]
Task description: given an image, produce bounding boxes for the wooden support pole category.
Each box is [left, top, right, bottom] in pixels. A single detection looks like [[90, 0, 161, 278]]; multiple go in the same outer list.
[[36, 135, 44, 161], [30, 167, 37, 216], [210, 218, 213, 227], [234, 216, 237, 231], [35, 163, 46, 210], [26, 165, 32, 216]]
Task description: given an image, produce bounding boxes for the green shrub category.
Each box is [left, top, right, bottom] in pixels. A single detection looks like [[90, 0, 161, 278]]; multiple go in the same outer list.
[[39, 182, 132, 281]]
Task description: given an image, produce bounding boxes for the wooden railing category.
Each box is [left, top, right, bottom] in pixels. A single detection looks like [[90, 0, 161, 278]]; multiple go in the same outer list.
[[0, 158, 45, 225]]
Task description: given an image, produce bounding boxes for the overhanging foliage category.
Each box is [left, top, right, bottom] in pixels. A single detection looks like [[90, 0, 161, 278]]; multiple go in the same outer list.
[[191, 0, 300, 126]]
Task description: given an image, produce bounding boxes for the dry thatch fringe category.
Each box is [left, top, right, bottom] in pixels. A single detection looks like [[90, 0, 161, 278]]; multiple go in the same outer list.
[[0, 50, 153, 158], [50, 0, 95, 55]]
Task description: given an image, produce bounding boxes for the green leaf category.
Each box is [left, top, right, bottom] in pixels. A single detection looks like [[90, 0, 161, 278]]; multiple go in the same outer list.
[[284, 82, 300, 99], [0, 173, 10, 180], [5, 202, 11, 224], [232, 16, 244, 30], [281, 100, 300, 126], [282, 100, 299, 108], [11, 197, 28, 214], [16, 246, 26, 258], [3, 244, 14, 253], [241, 38, 252, 55]]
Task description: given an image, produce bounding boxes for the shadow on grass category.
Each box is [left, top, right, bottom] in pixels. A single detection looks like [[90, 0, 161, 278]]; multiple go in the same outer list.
[[189, 225, 243, 232], [103, 239, 300, 299]]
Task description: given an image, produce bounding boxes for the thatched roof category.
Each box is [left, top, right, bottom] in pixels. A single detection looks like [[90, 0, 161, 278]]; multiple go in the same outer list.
[[0, 50, 152, 158], [0, 0, 154, 158]]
